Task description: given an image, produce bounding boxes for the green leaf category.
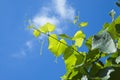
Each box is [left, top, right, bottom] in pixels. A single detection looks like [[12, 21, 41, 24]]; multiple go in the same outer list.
[[61, 69, 79, 80], [59, 34, 72, 40], [48, 34, 67, 57], [73, 30, 85, 47], [63, 46, 77, 70], [104, 60, 112, 67], [75, 52, 86, 68], [90, 63, 103, 77], [85, 36, 92, 50], [33, 29, 41, 38], [115, 56, 120, 64], [115, 16, 120, 34], [79, 22, 88, 27], [39, 23, 56, 33], [92, 31, 117, 53], [65, 53, 77, 70], [75, 38, 84, 48], [86, 49, 100, 65], [118, 38, 120, 49], [103, 23, 110, 29], [69, 70, 79, 79]]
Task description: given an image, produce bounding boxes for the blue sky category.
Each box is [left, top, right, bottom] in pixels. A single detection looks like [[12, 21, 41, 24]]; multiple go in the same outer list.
[[0, 0, 119, 80]]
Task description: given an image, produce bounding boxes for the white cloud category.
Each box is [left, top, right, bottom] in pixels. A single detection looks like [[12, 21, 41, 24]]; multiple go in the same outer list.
[[33, 16, 59, 26], [32, 0, 75, 33], [12, 40, 34, 59], [53, 0, 75, 19]]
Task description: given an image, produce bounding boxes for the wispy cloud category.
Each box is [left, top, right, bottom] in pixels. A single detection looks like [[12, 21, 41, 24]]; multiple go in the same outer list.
[[32, 0, 75, 33], [12, 40, 34, 59], [53, 0, 75, 19]]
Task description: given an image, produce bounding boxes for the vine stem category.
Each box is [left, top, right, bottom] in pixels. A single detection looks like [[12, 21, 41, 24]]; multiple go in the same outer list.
[[32, 27, 86, 57]]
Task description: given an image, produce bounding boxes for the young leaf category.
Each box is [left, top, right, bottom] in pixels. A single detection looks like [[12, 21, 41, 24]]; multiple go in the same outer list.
[[39, 23, 56, 33], [48, 34, 67, 57], [63, 46, 77, 70], [75, 52, 86, 68], [118, 38, 120, 49], [33, 29, 41, 38], [73, 30, 86, 47], [79, 22, 88, 27]]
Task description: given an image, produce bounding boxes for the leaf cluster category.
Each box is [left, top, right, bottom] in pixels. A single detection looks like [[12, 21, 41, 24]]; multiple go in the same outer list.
[[28, 12, 120, 80]]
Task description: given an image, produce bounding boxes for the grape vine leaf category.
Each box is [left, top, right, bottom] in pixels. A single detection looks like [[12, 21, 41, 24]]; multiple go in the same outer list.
[[92, 31, 116, 53], [85, 36, 92, 50], [73, 30, 85, 47], [33, 29, 41, 38], [39, 23, 56, 33], [79, 22, 88, 27], [118, 38, 120, 49], [48, 34, 67, 57]]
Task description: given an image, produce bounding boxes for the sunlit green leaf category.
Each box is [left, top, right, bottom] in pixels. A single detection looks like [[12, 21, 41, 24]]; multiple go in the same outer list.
[[33, 29, 40, 38], [61, 69, 79, 80], [73, 30, 85, 47], [69, 70, 79, 79], [118, 38, 120, 49], [39, 23, 56, 33], [79, 22, 88, 27], [104, 60, 112, 67], [65, 53, 77, 70], [63, 46, 77, 70], [48, 34, 67, 57]]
